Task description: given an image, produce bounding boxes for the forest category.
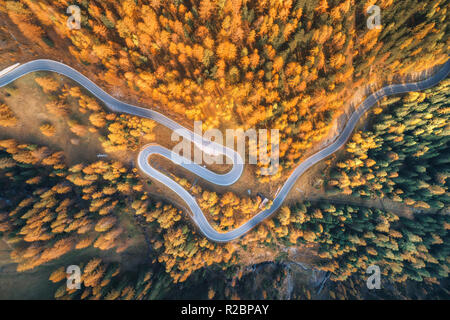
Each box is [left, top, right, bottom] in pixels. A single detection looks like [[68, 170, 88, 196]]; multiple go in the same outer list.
[[0, 0, 448, 180], [326, 78, 450, 211], [0, 0, 448, 300], [0, 81, 449, 298]]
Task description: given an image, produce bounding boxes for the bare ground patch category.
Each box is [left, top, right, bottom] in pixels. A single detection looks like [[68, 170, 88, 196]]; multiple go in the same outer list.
[[0, 72, 104, 165]]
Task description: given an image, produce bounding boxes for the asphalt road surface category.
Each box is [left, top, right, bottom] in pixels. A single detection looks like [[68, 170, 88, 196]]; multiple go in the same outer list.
[[0, 58, 448, 242]]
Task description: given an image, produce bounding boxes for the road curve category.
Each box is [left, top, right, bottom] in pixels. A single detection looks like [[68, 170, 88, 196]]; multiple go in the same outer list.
[[0, 59, 449, 242]]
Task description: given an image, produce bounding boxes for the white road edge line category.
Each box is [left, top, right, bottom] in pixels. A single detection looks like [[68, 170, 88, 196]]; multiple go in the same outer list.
[[0, 63, 20, 77]]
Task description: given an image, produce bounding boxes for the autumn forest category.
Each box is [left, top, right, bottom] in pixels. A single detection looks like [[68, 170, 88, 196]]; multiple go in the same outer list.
[[0, 0, 449, 300]]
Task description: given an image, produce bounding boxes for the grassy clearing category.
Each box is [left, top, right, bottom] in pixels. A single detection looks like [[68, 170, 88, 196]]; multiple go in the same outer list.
[[0, 72, 104, 166]]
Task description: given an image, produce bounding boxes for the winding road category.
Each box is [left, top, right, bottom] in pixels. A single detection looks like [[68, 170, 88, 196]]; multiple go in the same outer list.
[[0, 59, 449, 242]]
